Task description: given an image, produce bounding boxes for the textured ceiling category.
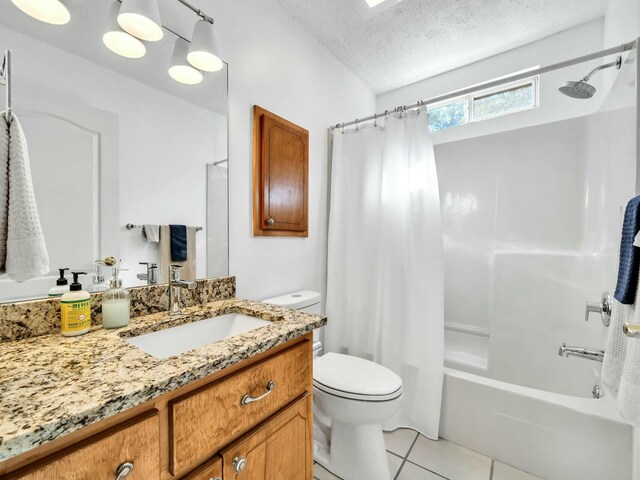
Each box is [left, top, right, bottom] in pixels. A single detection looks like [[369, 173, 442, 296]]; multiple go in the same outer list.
[[0, 0, 227, 113], [276, 0, 609, 94]]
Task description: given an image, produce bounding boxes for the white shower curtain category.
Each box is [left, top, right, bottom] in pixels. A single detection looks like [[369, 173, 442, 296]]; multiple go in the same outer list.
[[326, 110, 444, 439]]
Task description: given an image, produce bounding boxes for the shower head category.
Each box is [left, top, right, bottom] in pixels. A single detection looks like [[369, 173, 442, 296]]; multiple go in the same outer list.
[[559, 56, 622, 99], [558, 80, 596, 99]]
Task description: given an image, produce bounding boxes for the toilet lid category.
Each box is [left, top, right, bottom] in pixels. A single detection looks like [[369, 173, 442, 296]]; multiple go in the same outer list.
[[313, 353, 403, 401]]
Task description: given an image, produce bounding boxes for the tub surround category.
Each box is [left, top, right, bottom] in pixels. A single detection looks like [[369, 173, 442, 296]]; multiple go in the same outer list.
[[0, 277, 326, 464]]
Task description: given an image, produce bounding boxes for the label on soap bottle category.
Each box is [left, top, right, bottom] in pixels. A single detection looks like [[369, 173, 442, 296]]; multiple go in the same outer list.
[[61, 299, 91, 333]]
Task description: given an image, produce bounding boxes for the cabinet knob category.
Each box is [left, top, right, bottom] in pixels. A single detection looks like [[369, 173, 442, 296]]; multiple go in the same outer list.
[[232, 456, 248, 474], [266, 217, 275, 225], [115, 462, 134, 480]]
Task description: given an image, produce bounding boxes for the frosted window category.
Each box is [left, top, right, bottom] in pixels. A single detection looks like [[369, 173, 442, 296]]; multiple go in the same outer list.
[[473, 83, 536, 120], [428, 101, 468, 132]]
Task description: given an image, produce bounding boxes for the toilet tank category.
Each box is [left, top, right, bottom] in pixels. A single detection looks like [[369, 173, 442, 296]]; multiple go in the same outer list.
[[263, 290, 323, 355], [262, 290, 321, 314]]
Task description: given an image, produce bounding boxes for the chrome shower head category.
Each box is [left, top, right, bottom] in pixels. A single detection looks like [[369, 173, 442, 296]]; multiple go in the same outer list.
[[558, 80, 596, 99], [559, 56, 622, 99]]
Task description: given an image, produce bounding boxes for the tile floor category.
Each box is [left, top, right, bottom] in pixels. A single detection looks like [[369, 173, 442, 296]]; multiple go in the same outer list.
[[313, 428, 542, 480]]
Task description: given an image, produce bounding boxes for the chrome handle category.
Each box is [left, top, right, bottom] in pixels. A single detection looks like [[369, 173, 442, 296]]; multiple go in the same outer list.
[[232, 456, 248, 474], [266, 217, 275, 225], [623, 323, 640, 337], [240, 381, 276, 406], [585, 292, 611, 327], [115, 462, 134, 480]]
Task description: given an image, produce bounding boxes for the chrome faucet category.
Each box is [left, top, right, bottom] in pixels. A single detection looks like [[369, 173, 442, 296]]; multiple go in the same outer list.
[[168, 265, 197, 315], [558, 343, 605, 363], [137, 262, 158, 285]]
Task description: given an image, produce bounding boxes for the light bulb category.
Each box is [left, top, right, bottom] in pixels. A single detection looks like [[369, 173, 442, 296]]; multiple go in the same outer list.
[[103, 31, 146, 59], [11, 0, 70, 25]]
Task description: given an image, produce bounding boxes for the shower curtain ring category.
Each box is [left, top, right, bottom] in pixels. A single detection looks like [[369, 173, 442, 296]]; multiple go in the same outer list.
[[341, 123, 345, 134], [355, 118, 359, 131], [374, 113, 377, 127]]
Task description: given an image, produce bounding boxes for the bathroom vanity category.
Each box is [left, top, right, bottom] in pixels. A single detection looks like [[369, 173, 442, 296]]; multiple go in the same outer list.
[[0, 277, 325, 479]]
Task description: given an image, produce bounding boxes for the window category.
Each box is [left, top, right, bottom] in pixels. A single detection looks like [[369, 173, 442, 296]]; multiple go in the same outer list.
[[427, 76, 538, 132]]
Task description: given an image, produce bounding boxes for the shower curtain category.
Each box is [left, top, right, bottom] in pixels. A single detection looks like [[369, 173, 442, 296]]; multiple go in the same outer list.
[[326, 109, 444, 439]]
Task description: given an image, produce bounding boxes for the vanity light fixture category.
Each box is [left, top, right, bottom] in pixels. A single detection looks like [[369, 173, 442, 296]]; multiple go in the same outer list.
[[187, 20, 223, 72], [10, 0, 70, 25], [117, 0, 164, 42], [103, 2, 146, 59], [364, 0, 387, 7], [169, 38, 203, 85]]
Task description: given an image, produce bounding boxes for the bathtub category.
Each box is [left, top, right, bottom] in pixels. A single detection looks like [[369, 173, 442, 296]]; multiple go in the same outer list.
[[440, 366, 632, 480]]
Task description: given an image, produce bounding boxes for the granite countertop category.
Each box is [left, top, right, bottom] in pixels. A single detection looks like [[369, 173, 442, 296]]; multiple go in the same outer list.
[[0, 298, 326, 462]]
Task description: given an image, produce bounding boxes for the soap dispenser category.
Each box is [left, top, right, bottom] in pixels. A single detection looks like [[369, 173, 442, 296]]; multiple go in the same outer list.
[[49, 268, 70, 297], [60, 272, 91, 337], [87, 260, 109, 293], [102, 267, 131, 329]]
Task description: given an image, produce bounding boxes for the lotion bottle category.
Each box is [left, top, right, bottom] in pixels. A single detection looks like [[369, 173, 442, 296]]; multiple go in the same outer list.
[[49, 268, 70, 297], [102, 267, 131, 329], [60, 272, 91, 337]]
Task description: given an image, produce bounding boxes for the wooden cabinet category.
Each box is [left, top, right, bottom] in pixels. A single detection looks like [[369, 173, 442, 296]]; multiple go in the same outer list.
[[181, 456, 222, 480], [170, 341, 311, 473], [253, 106, 309, 237], [0, 335, 314, 480], [221, 394, 313, 480], [9, 411, 160, 480]]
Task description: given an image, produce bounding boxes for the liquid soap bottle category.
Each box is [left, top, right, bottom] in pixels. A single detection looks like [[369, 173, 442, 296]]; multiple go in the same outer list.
[[102, 267, 131, 329], [87, 260, 109, 293], [49, 268, 70, 297], [60, 272, 91, 337]]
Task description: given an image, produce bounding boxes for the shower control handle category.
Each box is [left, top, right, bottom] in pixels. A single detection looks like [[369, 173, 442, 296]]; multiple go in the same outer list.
[[585, 292, 611, 327]]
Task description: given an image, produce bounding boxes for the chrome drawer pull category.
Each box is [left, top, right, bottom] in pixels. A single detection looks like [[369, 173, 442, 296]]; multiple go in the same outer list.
[[115, 462, 134, 480], [240, 381, 276, 406]]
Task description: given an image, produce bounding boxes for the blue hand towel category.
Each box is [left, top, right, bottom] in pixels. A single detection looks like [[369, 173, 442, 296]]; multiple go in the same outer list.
[[169, 225, 188, 262], [614, 196, 640, 304]]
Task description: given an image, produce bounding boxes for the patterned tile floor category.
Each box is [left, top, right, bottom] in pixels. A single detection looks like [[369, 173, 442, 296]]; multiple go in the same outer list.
[[314, 428, 542, 480]]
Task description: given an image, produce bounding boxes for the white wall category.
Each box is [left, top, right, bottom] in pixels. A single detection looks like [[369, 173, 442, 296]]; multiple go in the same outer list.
[[0, 25, 227, 290], [604, 0, 640, 48], [211, 0, 376, 301], [377, 20, 606, 144]]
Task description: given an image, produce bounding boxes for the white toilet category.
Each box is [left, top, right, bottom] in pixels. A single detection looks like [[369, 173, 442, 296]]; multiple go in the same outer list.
[[263, 290, 404, 480]]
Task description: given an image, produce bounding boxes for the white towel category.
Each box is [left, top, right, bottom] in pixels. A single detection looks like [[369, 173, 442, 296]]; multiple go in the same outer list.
[[603, 214, 640, 426], [143, 224, 160, 243], [0, 113, 49, 281]]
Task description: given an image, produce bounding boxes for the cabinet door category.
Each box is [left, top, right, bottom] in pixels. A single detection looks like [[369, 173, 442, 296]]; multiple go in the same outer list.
[[181, 456, 223, 480], [221, 394, 313, 480], [253, 106, 309, 237], [10, 411, 160, 480]]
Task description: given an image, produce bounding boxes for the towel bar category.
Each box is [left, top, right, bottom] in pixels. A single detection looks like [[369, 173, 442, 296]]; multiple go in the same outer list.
[[125, 223, 203, 232]]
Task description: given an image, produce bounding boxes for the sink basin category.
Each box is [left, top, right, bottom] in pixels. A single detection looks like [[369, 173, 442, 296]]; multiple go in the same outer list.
[[125, 313, 271, 359]]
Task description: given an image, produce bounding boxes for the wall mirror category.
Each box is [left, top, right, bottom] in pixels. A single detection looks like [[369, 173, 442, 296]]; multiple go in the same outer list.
[[0, 0, 228, 303]]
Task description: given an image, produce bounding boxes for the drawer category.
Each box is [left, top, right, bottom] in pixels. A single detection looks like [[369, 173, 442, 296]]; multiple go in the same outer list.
[[10, 411, 160, 480], [170, 339, 311, 473], [181, 456, 222, 480]]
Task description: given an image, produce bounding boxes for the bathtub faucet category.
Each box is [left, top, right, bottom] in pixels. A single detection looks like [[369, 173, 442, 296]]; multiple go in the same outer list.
[[558, 343, 604, 363]]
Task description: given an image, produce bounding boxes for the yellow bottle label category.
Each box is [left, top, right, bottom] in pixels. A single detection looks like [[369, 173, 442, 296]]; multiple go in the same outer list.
[[61, 299, 91, 333]]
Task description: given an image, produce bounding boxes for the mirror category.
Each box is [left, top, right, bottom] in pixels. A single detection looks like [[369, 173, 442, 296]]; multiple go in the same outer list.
[[0, 1, 228, 302]]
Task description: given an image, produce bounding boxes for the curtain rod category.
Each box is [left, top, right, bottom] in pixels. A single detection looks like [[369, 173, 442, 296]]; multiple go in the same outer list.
[[330, 39, 638, 131]]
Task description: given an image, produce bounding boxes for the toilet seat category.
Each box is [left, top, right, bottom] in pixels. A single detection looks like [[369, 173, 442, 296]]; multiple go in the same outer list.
[[313, 353, 403, 402]]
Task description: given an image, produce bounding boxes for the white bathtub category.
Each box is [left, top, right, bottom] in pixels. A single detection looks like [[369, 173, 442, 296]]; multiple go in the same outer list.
[[440, 367, 632, 480]]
